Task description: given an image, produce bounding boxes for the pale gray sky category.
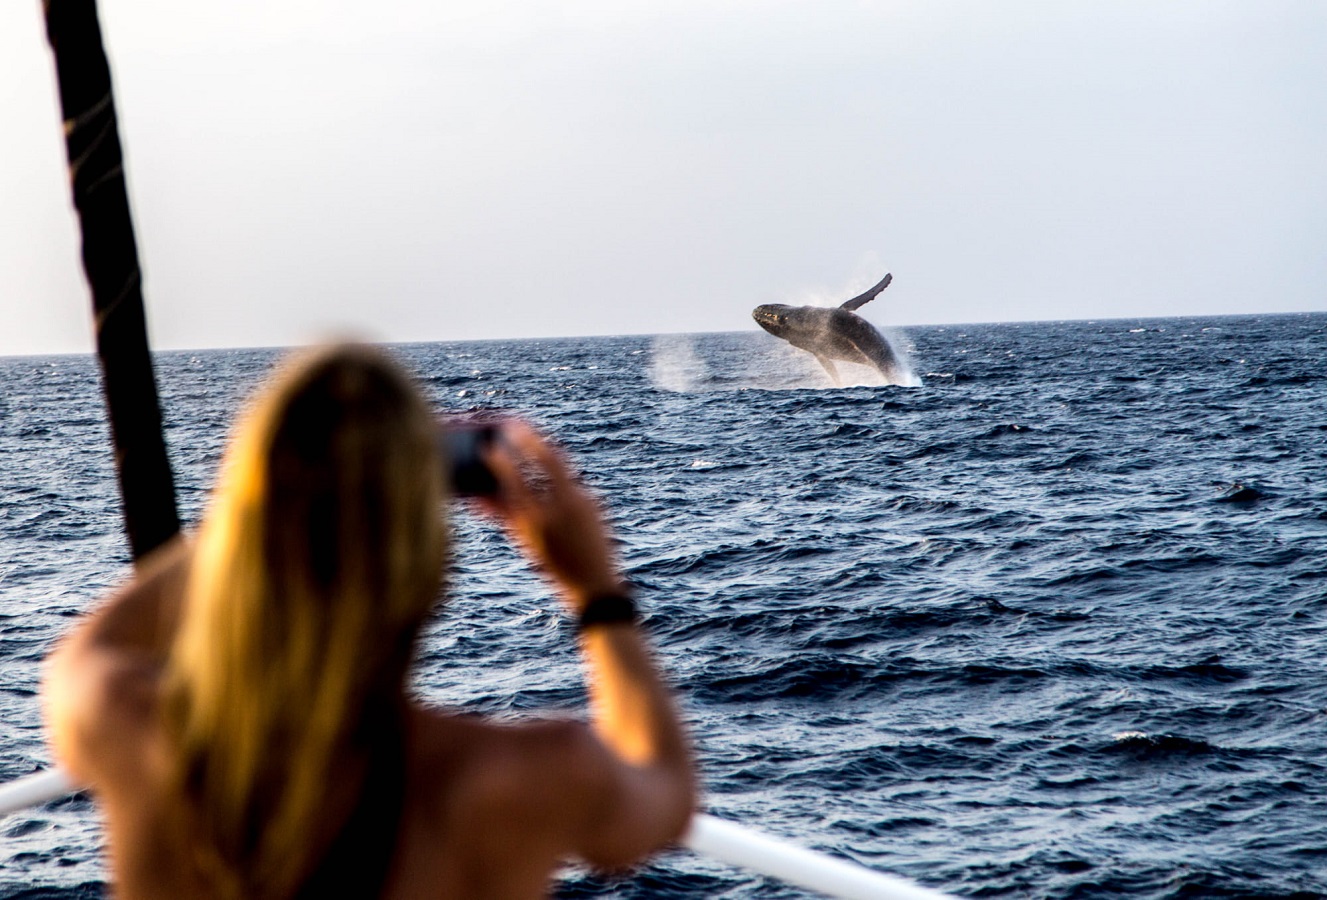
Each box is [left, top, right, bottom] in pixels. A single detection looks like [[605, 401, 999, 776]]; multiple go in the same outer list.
[[2, 1, 1324, 356]]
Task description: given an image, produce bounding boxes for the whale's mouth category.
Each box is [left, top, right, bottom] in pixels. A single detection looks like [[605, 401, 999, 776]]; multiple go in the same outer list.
[[751, 306, 786, 334]]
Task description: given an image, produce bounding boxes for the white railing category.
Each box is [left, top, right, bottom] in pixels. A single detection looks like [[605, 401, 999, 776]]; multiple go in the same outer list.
[[0, 769, 74, 817], [684, 812, 954, 900], [1, 767, 956, 899]]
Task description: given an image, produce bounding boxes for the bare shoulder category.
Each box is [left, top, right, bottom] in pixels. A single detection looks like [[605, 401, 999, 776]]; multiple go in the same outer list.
[[405, 707, 615, 843], [401, 705, 677, 871], [406, 706, 603, 809], [42, 545, 190, 787], [44, 644, 162, 789]]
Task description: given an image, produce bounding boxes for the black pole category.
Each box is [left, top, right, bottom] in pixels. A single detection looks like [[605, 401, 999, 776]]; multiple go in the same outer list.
[[42, 0, 180, 562]]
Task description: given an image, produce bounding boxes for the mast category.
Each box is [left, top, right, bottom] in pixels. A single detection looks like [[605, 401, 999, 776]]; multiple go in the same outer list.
[[42, 0, 180, 562]]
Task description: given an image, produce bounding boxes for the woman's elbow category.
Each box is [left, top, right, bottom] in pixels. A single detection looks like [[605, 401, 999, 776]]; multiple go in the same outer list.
[[659, 764, 699, 845]]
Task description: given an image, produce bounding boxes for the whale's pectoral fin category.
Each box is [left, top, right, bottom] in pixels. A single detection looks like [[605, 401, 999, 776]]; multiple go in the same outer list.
[[841, 272, 892, 311], [815, 355, 843, 386]]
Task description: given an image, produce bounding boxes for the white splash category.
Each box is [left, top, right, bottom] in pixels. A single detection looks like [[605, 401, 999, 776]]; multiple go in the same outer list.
[[650, 330, 920, 393], [649, 335, 710, 392]]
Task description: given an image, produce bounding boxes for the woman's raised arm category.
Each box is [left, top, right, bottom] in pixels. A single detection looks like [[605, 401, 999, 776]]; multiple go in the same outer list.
[[479, 423, 697, 866]]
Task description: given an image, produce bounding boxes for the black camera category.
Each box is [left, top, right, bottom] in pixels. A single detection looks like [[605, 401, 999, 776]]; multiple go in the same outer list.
[[439, 419, 501, 498]]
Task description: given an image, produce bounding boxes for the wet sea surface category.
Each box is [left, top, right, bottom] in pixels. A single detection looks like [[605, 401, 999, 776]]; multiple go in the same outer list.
[[2, 313, 1326, 898]]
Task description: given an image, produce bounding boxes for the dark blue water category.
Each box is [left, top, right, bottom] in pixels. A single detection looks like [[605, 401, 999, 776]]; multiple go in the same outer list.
[[2, 314, 1326, 898]]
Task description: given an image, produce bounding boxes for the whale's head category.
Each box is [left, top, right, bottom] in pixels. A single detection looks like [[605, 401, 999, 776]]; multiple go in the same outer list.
[[752, 304, 798, 338]]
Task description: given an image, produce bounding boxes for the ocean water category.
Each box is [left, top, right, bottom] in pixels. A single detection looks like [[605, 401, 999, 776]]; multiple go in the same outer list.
[[2, 313, 1326, 898]]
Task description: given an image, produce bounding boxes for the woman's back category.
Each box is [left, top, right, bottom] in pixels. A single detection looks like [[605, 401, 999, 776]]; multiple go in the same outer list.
[[82, 662, 629, 899]]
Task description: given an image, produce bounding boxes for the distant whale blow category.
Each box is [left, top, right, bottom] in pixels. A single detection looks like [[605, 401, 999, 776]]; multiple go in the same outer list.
[[752, 273, 903, 385]]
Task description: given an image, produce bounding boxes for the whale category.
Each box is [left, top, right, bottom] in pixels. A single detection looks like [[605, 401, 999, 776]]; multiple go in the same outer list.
[[751, 273, 903, 385]]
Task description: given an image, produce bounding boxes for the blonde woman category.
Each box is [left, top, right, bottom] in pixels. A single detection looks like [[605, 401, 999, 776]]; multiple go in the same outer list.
[[42, 343, 695, 899]]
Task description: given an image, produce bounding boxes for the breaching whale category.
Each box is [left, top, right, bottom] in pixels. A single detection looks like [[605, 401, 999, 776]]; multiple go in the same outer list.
[[751, 273, 902, 385]]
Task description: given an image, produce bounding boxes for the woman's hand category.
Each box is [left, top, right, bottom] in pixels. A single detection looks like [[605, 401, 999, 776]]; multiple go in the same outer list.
[[477, 422, 624, 610]]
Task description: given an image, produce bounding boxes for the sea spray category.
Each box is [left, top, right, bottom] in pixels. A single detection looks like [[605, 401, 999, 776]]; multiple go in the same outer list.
[[650, 330, 920, 392], [649, 335, 710, 392]]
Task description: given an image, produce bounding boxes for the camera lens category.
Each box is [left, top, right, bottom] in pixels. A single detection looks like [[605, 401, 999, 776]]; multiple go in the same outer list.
[[440, 422, 499, 497]]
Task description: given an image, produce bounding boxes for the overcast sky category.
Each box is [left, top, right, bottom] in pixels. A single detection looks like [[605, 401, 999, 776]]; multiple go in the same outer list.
[[2, 1, 1324, 355]]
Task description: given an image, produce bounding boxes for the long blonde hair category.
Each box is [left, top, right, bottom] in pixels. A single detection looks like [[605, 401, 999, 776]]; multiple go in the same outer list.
[[163, 343, 447, 899]]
